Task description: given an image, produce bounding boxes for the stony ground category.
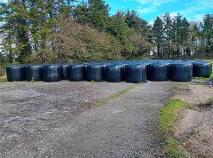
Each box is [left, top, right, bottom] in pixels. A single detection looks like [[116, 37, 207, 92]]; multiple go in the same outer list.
[[1, 79, 213, 158], [174, 80, 213, 158], [0, 81, 174, 158]]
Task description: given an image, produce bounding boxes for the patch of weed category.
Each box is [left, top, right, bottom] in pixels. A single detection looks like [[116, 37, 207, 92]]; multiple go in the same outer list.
[[165, 137, 187, 158], [160, 99, 191, 133]]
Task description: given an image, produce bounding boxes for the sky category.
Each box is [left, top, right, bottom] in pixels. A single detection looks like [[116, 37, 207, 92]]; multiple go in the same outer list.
[[0, 0, 213, 23], [106, 0, 213, 23]]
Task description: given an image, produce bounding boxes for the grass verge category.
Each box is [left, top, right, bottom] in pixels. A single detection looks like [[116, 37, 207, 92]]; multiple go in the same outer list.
[[95, 83, 144, 107], [160, 99, 191, 158]]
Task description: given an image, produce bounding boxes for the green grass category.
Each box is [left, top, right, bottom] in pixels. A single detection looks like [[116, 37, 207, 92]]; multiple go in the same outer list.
[[160, 99, 191, 133], [165, 137, 188, 158], [88, 80, 97, 84], [193, 60, 213, 81], [95, 83, 144, 107], [160, 99, 191, 158]]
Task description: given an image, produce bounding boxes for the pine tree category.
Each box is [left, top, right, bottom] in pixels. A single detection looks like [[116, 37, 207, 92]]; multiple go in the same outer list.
[[162, 13, 173, 58], [153, 16, 164, 58], [0, 0, 32, 63], [203, 14, 213, 55], [75, 0, 110, 30]]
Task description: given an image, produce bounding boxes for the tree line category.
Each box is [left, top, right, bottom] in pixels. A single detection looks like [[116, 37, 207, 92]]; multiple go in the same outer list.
[[0, 0, 213, 64]]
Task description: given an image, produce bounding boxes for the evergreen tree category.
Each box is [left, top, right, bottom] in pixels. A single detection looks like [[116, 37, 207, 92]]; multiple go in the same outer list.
[[203, 14, 213, 55], [153, 16, 164, 58], [75, 0, 110, 30], [0, 0, 32, 63], [163, 13, 173, 58], [171, 14, 190, 57]]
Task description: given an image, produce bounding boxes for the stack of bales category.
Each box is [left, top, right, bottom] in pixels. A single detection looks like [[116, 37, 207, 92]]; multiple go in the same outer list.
[[6, 60, 212, 83]]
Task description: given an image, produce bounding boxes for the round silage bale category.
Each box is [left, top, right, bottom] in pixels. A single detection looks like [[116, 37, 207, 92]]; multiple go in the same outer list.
[[68, 64, 85, 81], [6, 65, 26, 82], [105, 64, 125, 82], [193, 61, 212, 78], [149, 63, 171, 81], [61, 63, 70, 80], [85, 63, 105, 81], [26, 64, 44, 81], [126, 64, 147, 83], [171, 62, 193, 82], [43, 64, 63, 82]]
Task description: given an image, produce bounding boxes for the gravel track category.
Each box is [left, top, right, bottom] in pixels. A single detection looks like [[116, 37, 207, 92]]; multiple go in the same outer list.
[[0, 81, 174, 158]]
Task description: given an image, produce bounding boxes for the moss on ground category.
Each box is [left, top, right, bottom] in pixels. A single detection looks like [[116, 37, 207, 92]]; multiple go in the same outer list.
[[160, 99, 191, 158]]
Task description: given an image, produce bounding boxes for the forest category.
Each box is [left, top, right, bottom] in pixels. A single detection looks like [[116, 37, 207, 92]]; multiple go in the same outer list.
[[0, 0, 213, 65]]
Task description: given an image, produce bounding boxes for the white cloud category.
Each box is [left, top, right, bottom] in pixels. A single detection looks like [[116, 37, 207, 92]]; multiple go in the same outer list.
[[137, 5, 158, 14], [135, 0, 175, 14], [168, 0, 213, 22], [136, 0, 174, 6]]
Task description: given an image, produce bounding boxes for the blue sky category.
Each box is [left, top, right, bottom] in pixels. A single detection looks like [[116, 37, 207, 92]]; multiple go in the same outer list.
[[0, 0, 212, 23], [106, 0, 213, 22]]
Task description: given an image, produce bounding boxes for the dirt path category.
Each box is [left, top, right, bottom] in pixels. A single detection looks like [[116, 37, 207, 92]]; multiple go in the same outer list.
[[0, 81, 174, 158], [173, 81, 213, 158]]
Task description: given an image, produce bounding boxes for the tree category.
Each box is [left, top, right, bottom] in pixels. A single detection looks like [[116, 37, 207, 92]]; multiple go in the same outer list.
[[75, 0, 110, 30], [153, 16, 164, 58], [171, 13, 190, 57], [203, 14, 213, 56], [163, 13, 173, 58], [0, 0, 32, 63]]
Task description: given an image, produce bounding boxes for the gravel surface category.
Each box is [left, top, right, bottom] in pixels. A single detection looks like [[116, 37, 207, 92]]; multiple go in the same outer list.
[[0, 81, 174, 158]]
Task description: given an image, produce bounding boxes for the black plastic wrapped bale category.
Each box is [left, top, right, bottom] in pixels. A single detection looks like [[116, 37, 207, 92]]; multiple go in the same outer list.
[[62, 64, 69, 80], [26, 64, 44, 81], [105, 64, 125, 82], [86, 64, 105, 81], [43, 64, 63, 82], [126, 64, 147, 83], [150, 63, 171, 81], [146, 64, 152, 81], [6, 65, 26, 82], [190, 61, 198, 77], [194, 62, 212, 78], [171, 62, 193, 82], [68, 64, 85, 81]]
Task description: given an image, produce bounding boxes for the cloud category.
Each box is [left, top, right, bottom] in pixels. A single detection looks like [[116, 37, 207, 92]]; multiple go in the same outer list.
[[135, 0, 175, 14], [136, 0, 174, 6], [137, 5, 158, 14], [169, 0, 213, 21]]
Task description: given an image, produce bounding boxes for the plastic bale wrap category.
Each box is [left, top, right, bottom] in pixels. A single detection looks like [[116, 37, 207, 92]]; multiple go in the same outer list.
[[84, 62, 97, 80], [126, 64, 147, 83], [105, 64, 125, 82], [146, 64, 152, 81], [103, 63, 113, 79], [171, 62, 193, 82], [85, 64, 105, 81], [194, 61, 212, 78], [150, 63, 171, 81], [6, 65, 26, 82], [43, 64, 63, 82], [68, 64, 85, 81], [62, 64, 69, 80], [26, 64, 44, 81], [189, 61, 198, 77]]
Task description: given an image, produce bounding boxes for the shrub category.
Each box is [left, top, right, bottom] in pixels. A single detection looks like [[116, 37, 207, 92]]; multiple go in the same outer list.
[[27, 16, 124, 63]]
